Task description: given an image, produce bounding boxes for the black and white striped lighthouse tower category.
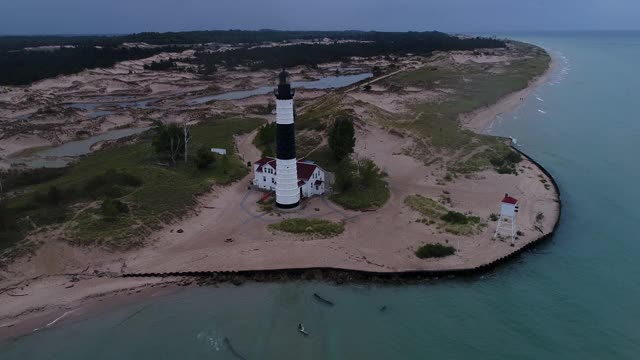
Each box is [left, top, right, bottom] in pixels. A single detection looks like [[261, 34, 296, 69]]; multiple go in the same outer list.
[[274, 69, 300, 209]]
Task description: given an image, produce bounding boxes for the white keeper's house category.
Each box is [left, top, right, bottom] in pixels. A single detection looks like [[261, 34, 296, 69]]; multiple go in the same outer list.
[[253, 157, 326, 198]]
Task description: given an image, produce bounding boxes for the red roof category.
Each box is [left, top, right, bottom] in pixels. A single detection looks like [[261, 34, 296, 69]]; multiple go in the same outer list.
[[502, 195, 518, 205], [255, 157, 318, 181]]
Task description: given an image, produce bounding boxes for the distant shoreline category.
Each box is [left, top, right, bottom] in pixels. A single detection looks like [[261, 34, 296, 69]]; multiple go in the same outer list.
[[460, 46, 556, 133]]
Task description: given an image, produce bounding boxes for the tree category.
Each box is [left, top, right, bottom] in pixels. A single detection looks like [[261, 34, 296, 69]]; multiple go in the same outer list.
[[328, 116, 356, 161], [255, 122, 277, 157], [152, 121, 185, 166], [357, 159, 383, 188], [195, 146, 216, 169], [47, 185, 61, 205], [334, 158, 357, 192], [220, 155, 231, 174], [183, 122, 192, 163]]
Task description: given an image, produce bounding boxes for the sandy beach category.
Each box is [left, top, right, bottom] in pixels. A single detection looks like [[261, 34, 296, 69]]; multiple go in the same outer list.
[[0, 47, 560, 341], [460, 56, 557, 133]]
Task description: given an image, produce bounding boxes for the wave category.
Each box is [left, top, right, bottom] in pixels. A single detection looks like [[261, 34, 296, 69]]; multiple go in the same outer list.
[[197, 331, 224, 352], [538, 109, 547, 114]]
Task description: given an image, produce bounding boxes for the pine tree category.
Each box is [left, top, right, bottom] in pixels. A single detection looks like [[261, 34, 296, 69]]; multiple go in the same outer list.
[[328, 116, 355, 161]]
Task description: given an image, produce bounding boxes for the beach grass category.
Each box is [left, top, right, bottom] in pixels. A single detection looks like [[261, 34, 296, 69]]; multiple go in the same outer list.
[[387, 42, 550, 171], [297, 94, 350, 131], [1, 116, 264, 253], [268, 218, 345, 238], [404, 194, 485, 236]]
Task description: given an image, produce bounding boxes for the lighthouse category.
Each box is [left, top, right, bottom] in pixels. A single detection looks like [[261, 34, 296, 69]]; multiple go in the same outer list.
[[274, 69, 300, 209]]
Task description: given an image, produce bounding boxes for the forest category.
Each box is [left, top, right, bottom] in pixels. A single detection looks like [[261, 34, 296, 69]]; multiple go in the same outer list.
[[0, 30, 504, 85], [189, 32, 505, 70], [0, 45, 180, 85]]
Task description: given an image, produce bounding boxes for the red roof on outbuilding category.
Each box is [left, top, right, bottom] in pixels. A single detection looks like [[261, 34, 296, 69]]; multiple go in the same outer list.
[[502, 195, 518, 205]]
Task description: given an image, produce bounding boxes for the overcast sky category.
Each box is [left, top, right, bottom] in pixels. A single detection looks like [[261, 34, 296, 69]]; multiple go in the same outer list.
[[1, 0, 639, 35]]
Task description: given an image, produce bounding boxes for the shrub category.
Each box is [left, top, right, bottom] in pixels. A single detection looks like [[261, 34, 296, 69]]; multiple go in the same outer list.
[[84, 169, 142, 199], [441, 211, 469, 224], [254, 122, 276, 157], [415, 243, 455, 259], [268, 218, 344, 238], [489, 213, 499, 221], [47, 185, 62, 205], [195, 146, 216, 169], [101, 198, 130, 221], [334, 158, 357, 192], [505, 151, 522, 163]]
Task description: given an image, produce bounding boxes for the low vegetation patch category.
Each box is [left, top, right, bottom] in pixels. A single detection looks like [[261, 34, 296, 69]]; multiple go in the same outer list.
[[101, 198, 130, 221], [268, 218, 344, 238], [450, 144, 522, 175], [415, 243, 456, 259], [330, 158, 390, 210], [384, 42, 549, 172], [404, 194, 485, 236]]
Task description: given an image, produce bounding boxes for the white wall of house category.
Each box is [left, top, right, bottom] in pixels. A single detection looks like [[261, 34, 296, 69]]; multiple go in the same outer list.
[[254, 163, 277, 191], [301, 167, 325, 197], [253, 161, 326, 198]]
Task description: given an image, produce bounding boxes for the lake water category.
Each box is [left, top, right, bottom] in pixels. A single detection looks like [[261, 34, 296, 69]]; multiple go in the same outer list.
[[11, 127, 149, 168], [2, 32, 640, 358], [188, 73, 373, 104]]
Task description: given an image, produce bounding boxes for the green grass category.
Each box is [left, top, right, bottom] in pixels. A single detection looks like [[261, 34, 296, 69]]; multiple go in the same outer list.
[[268, 218, 344, 238], [1, 116, 264, 253], [330, 179, 390, 210], [385, 42, 550, 172], [404, 194, 485, 236], [415, 243, 456, 259], [297, 94, 353, 131]]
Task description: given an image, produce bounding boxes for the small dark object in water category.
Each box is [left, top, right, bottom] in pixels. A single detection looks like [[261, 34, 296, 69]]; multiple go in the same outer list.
[[177, 229, 184, 233], [313, 293, 335, 306], [298, 323, 309, 336], [379, 305, 387, 312], [224, 337, 248, 360]]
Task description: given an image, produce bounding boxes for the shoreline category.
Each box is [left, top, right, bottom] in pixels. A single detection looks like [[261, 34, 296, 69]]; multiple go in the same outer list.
[[0, 47, 561, 343], [460, 51, 557, 134]]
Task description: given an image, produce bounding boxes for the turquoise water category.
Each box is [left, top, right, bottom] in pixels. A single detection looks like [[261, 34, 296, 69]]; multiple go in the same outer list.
[[2, 32, 640, 359]]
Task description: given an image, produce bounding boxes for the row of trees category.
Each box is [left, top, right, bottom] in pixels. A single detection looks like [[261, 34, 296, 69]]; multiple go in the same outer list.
[[143, 59, 178, 71], [0, 30, 505, 52], [0, 45, 182, 85], [1, 31, 504, 85], [190, 32, 505, 71]]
